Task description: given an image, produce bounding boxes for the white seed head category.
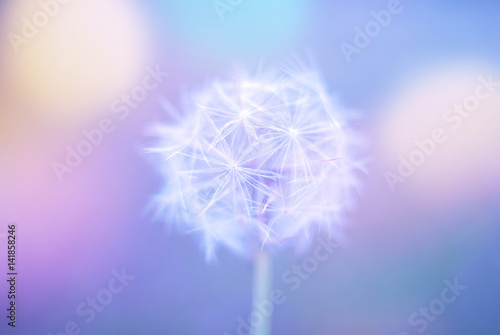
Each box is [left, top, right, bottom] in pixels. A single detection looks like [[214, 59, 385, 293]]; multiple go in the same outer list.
[[147, 62, 363, 260]]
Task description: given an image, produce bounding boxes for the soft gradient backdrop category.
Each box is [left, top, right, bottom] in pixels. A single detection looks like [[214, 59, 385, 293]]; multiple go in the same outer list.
[[0, 0, 499, 334]]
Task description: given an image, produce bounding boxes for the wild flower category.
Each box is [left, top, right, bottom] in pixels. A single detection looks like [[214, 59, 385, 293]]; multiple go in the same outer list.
[[146, 63, 363, 260]]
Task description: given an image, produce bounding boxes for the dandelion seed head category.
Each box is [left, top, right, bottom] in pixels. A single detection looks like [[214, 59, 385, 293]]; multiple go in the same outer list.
[[147, 61, 363, 260]]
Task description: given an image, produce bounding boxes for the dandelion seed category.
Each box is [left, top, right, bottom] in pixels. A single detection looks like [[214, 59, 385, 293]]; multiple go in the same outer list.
[[147, 61, 363, 260]]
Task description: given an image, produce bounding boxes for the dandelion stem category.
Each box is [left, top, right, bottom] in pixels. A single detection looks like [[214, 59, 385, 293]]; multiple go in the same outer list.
[[251, 251, 273, 335]]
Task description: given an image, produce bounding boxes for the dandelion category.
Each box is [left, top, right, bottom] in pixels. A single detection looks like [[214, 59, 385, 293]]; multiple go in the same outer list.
[[146, 60, 363, 335]]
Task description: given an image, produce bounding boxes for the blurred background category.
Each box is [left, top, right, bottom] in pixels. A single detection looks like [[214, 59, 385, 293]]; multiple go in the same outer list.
[[0, 0, 499, 334]]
